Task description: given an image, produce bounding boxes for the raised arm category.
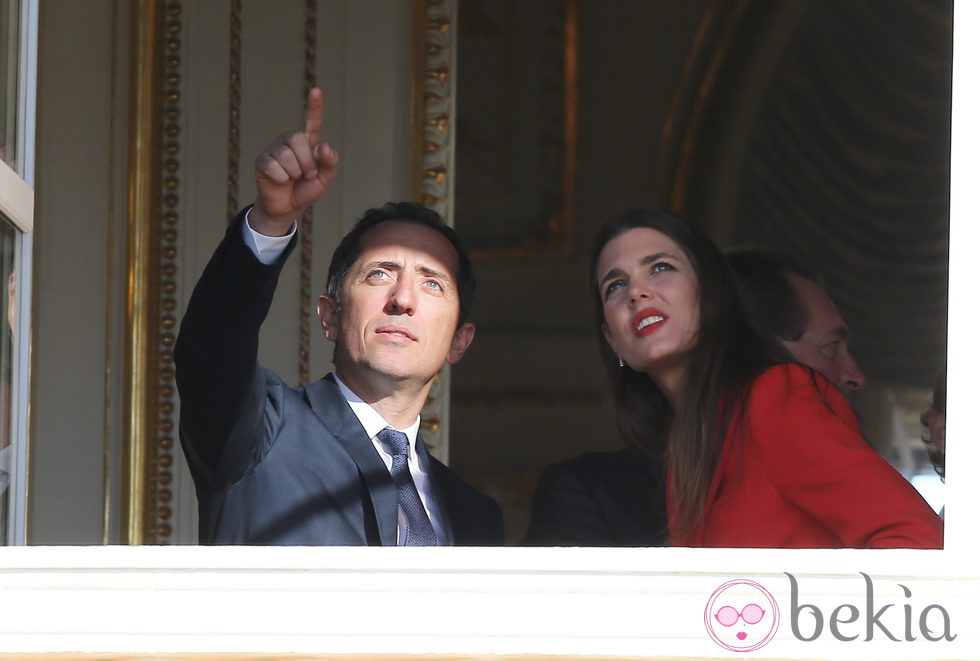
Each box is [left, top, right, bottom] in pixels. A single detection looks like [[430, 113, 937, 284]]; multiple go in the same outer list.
[[175, 89, 339, 488]]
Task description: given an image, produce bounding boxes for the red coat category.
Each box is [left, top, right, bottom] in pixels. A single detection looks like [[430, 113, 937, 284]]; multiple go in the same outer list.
[[670, 364, 943, 548]]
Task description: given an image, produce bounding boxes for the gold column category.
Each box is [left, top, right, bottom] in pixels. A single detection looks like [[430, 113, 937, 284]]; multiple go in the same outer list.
[[123, 0, 162, 545]]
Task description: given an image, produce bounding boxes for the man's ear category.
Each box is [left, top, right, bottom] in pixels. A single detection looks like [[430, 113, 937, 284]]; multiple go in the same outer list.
[[928, 409, 946, 454], [317, 294, 340, 341], [446, 322, 476, 365]]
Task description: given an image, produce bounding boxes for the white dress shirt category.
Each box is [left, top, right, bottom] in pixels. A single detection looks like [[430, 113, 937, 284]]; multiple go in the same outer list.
[[242, 209, 448, 545], [242, 208, 295, 263]]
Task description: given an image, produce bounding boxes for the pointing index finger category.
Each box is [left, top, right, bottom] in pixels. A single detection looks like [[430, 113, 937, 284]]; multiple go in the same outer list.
[[303, 87, 323, 142]]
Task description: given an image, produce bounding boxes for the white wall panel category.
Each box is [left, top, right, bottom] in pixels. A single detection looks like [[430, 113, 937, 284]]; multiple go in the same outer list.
[[31, 0, 130, 544]]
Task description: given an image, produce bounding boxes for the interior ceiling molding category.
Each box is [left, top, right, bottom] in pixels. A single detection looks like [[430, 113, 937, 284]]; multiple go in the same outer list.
[[298, 0, 317, 386], [668, 0, 750, 218], [650, 0, 729, 209], [654, 0, 811, 223], [653, 0, 951, 387], [470, 0, 579, 259], [727, 0, 951, 387], [412, 0, 456, 462], [449, 0, 578, 260], [650, 0, 750, 217]]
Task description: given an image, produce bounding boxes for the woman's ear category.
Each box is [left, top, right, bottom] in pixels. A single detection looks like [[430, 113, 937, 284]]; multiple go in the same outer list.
[[601, 322, 616, 355]]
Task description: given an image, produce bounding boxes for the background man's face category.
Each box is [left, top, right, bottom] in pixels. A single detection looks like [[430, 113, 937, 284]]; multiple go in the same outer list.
[[928, 409, 946, 455], [783, 273, 867, 393], [320, 221, 474, 388]]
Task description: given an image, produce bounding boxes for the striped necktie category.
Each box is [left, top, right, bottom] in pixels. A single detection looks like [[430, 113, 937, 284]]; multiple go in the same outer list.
[[377, 428, 439, 546]]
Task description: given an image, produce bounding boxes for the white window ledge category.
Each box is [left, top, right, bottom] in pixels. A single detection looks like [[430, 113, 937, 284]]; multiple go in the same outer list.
[[0, 545, 975, 659]]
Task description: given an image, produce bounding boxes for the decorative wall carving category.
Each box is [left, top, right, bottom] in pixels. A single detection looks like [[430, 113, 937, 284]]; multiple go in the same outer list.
[[453, 0, 578, 259], [125, 0, 178, 545], [226, 0, 242, 221], [413, 0, 456, 460], [149, 0, 184, 544], [651, 0, 735, 208], [414, 0, 455, 219], [298, 0, 317, 385]]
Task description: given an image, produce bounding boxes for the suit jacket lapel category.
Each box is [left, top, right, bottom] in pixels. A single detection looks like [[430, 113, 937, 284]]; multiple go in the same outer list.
[[305, 375, 398, 546]]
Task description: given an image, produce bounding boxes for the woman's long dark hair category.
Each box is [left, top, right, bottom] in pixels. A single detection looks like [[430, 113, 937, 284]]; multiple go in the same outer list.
[[589, 209, 791, 542]]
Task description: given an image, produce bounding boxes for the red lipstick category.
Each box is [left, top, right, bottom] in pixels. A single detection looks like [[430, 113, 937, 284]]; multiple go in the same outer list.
[[632, 308, 668, 336]]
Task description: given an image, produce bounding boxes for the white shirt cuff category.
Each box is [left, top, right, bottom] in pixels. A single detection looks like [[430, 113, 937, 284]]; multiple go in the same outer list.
[[242, 207, 297, 265]]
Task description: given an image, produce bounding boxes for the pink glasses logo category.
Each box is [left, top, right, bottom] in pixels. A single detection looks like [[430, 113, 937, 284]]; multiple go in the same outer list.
[[705, 579, 780, 652]]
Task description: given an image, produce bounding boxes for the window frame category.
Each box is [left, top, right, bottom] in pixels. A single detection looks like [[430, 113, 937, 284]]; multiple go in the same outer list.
[[0, 0, 973, 658], [0, 0, 36, 546]]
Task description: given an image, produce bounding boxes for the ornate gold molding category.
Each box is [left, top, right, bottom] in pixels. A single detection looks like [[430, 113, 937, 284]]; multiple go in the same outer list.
[[298, 0, 317, 385], [153, 0, 182, 544], [124, 0, 180, 545], [668, 0, 748, 215], [652, 0, 720, 206], [413, 0, 454, 219], [226, 0, 242, 221], [460, 0, 579, 260], [123, 0, 162, 545], [412, 0, 455, 460], [651, 0, 748, 214]]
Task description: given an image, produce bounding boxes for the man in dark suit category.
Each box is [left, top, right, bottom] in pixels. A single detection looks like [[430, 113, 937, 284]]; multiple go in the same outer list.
[[176, 88, 502, 545]]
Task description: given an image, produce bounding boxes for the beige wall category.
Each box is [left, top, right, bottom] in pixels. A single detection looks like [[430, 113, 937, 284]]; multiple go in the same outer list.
[[32, 0, 131, 544]]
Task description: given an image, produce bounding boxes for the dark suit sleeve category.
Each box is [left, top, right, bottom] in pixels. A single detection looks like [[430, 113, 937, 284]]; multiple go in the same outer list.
[[523, 451, 668, 547], [429, 459, 505, 545], [174, 207, 297, 490], [524, 461, 611, 546], [466, 494, 504, 546]]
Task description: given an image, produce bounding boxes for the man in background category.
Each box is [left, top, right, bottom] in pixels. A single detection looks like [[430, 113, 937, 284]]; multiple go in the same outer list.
[[727, 248, 867, 394]]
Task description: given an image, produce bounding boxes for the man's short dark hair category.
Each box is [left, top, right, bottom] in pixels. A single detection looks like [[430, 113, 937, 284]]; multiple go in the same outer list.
[[325, 202, 476, 326], [726, 247, 821, 342]]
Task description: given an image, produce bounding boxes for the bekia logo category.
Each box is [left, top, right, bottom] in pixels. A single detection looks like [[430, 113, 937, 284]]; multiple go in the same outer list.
[[705, 573, 956, 652], [788, 573, 955, 643], [704, 579, 780, 652]]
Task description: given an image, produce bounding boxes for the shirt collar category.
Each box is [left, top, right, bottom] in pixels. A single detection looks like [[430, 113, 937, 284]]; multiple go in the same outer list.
[[333, 373, 422, 446]]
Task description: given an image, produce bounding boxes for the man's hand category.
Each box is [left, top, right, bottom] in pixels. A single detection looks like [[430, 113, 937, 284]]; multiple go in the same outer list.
[[250, 87, 340, 235]]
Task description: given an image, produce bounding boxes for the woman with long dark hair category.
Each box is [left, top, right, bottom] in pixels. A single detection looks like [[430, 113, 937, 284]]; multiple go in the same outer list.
[[590, 208, 941, 547]]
